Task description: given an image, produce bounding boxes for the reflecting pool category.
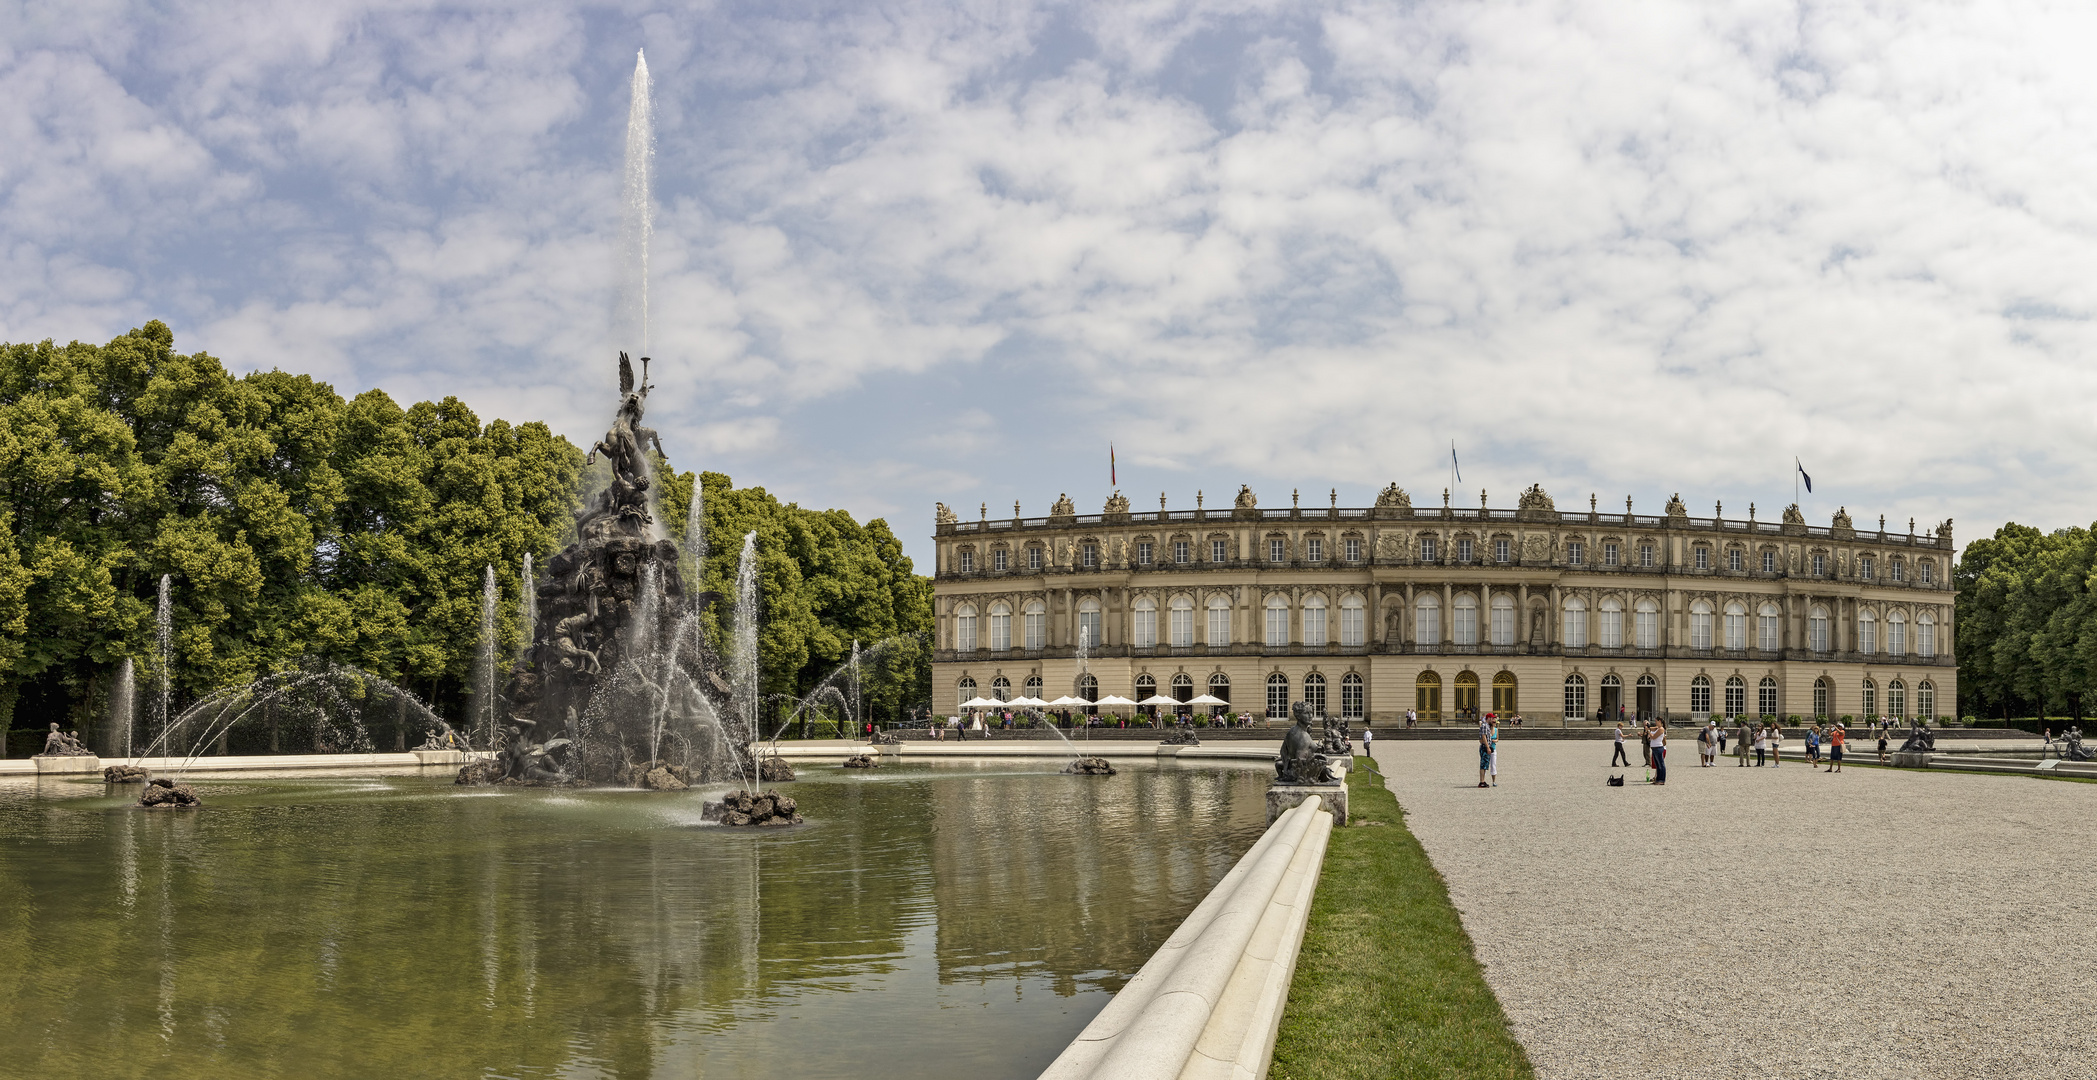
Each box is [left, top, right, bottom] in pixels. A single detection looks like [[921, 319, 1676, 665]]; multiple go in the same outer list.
[[0, 760, 1271, 1079]]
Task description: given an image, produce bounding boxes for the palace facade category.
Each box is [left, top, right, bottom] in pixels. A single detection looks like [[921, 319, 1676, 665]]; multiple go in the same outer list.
[[929, 485, 1957, 725]]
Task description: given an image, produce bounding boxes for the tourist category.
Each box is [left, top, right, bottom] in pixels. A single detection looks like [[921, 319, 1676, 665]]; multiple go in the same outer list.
[[1611, 722, 1630, 767], [1646, 715, 1668, 785], [1487, 715, 1500, 785], [1640, 726, 1652, 770], [1362, 725, 1373, 760], [1407, 707, 1417, 730], [1704, 720, 1721, 766], [1827, 722, 1845, 773], [1877, 724, 1890, 764], [1805, 724, 1820, 766], [1753, 722, 1768, 766], [1769, 723, 1783, 768], [1736, 717, 1751, 766], [1477, 718, 1492, 788]]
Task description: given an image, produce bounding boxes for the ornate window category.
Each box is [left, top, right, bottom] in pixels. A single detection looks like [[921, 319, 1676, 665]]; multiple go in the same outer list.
[[1690, 600, 1713, 650], [1081, 542, 1098, 569], [1169, 595, 1195, 647], [1891, 557, 1905, 583], [1888, 679, 1907, 717], [1210, 538, 1228, 563], [1307, 537, 1325, 563], [1025, 674, 1043, 698], [1888, 610, 1907, 657], [959, 549, 975, 573], [1340, 594, 1366, 647], [1917, 611, 1935, 657], [1758, 676, 1778, 716], [1599, 596, 1623, 648], [1077, 598, 1102, 649], [1345, 537, 1363, 563], [1813, 677, 1830, 718], [1303, 594, 1329, 648], [1207, 594, 1232, 646], [1762, 550, 1776, 573], [1690, 675, 1712, 717], [1135, 673, 1156, 704], [956, 604, 978, 652], [1724, 675, 1746, 717], [1342, 672, 1365, 718], [1457, 538, 1474, 563], [1758, 603, 1780, 651], [957, 676, 976, 701], [1727, 547, 1743, 572], [1635, 599, 1659, 650], [1415, 593, 1442, 646], [1603, 542, 1619, 567], [1265, 594, 1290, 648], [1027, 545, 1043, 572], [989, 601, 1012, 651], [1561, 596, 1588, 648], [1812, 552, 1826, 576], [1079, 673, 1099, 703], [991, 676, 1011, 701], [1174, 540, 1191, 564], [1136, 542, 1153, 566], [1862, 679, 1877, 717], [1639, 543, 1654, 568], [1917, 681, 1935, 719], [1563, 674, 1587, 718], [1497, 538, 1513, 564], [1171, 672, 1194, 702], [993, 548, 1009, 572], [1132, 596, 1158, 648], [1208, 672, 1231, 704], [1860, 555, 1875, 581], [1723, 601, 1747, 650], [1304, 672, 1328, 713], [1568, 541, 1585, 566], [1491, 593, 1516, 647], [1453, 593, 1478, 646], [1694, 545, 1711, 570], [1421, 536, 1438, 562], [1919, 560, 1934, 585], [1266, 673, 1290, 719], [1809, 604, 1829, 653], [1267, 537, 1286, 563], [1859, 608, 1877, 655], [1023, 600, 1046, 650]]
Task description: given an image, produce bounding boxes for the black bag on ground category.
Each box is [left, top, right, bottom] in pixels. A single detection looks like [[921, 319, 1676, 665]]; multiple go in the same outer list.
[[1606, 773, 1625, 787]]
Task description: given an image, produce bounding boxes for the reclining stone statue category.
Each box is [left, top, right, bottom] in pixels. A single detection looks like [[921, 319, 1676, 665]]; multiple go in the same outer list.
[[1275, 701, 1335, 785]]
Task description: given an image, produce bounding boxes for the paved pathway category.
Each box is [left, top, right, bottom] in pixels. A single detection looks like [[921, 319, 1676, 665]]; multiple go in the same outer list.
[[1368, 738, 2097, 1080]]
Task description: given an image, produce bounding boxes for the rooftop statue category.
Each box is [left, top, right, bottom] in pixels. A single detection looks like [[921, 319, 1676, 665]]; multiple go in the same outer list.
[[1517, 484, 1555, 512], [1833, 506, 1854, 530], [1235, 485, 1257, 511], [1783, 503, 1806, 525], [1051, 493, 1076, 517], [935, 502, 957, 525], [1375, 483, 1411, 510], [1103, 490, 1130, 515], [1665, 493, 1688, 518]]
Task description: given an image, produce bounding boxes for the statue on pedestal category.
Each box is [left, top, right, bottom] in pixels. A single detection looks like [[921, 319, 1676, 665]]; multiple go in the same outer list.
[[1275, 701, 1335, 785], [39, 723, 94, 757]]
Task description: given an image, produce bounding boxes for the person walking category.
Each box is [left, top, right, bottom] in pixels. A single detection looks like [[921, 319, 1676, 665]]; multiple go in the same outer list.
[[1488, 715, 1500, 785], [1611, 722, 1631, 767], [1646, 715, 1668, 785], [1407, 707, 1418, 730], [1827, 722, 1845, 773], [1707, 719, 1722, 766], [1877, 723, 1890, 764], [1477, 718, 1493, 788]]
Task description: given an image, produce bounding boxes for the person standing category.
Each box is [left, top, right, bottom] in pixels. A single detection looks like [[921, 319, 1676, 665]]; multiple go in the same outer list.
[[1362, 725, 1374, 761], [1646, 715, 1668, 785], [1753, 722, 1768, 766], [1611, 723, 1631, 767], [1827, 722, 1845, 773], [1877, 723, 1890, 764], [1805, 724, 1820, 766], [1477, 717, 1493, 788], [1695, 721, 1711, 767], [1769, 723, 1784, 768], [1487, 715, 1500, 786]]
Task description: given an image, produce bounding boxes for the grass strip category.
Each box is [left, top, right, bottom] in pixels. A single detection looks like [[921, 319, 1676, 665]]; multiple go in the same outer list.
[[1269, 757, 1534, 1080]]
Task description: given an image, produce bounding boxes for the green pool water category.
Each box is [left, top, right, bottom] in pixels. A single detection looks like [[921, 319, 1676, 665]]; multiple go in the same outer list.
[[0, 760, 1271, 1079]]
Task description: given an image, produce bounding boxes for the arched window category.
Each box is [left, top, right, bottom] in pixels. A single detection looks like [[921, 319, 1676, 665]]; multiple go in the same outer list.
[[1415, 593, 1441, 646], [1490, 593, 1516, 647], [956, 604, 979, 652], [1563, 674, 1587, 718], [1207, 594, 1232, 647], [1304, 672, 1328, 713], [1758, 676, 1778, 716], [1917, 681, 1935, 720], [1132, 596, 1158, 648], [1171, 672, 1194, 702], [1636, 672, 1655, 718], [1808, 604, 1829, 653], [1888, 610, 1907, 657], [1859, 607, 1877, 655], [1690, 674, 1712, 718], [1079, 673, 1099, 704], [1562, 596, 1588, 649], [1264, 594, 1291, 648], [1862, 679, 1877, 717], [1023, 599, 1047, 650], [1340, 594, 1366, 648], [1757, 603, 1780, 652], [1453, 593, 1479, 646], [1415, 670, 1442, 720], [1689, 600, 1713, 650], [1024, 674, 1043, 698], [991, 676, 1012, 701], [1169, 594, 1195, 647], [1492, 671, 1518, 714], [1454, 670, 1479, 719], [1723, 601, 1747, 651], [1266, 672, 1290, 719], [987, 601, 1013, 652], [1724, 675, 1746, 717], [1599, 596, 1624, 648], [1635, 598, 1659, 650], [1208, 672, 1231, 704], [1341, 672, 1365, 718], [1888, 679, 1907, 717], [1078, 597, 1102, 649], [1813, 677, 1830, 718], [1304, 594, 1330, 648], [957, 676, 977, 703], [1135, 673, 1157, 707], [1917, 611, 1935, 658]]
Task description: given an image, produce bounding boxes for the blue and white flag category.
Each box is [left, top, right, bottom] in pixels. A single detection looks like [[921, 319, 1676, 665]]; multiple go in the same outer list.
[[1796, 458, 1812, 494], [1452, 441, 1462, 484]]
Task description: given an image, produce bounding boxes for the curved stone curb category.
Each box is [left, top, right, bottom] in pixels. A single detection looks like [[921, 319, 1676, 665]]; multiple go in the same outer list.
[[1038, 794, 1335, 1080]]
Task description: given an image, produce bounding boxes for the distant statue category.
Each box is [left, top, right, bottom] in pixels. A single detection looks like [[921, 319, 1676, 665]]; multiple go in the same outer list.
[[1517, 484, 1555, 513], [1665, 493, 1688, 519], [2060, 727, 2093, 762], [1235, 485, 1258, 511], [1897, 720, 1936, 754], [415, 728, 448, 751], [935, 502, 958, 525], [1375, 483, 1411, 510], [1783, 503, 1806, 526], [1321, 714, 1352, 757], [1275, 701, 1335, 785], [1051, 493, 1076, 517], [40, 723, 92, 757], [1936, 518, 1955, 541], [1103, 490, 1130, 515]]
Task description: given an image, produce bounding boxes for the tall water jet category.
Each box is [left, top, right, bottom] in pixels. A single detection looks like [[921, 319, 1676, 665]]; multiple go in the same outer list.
[[517, 553, 538, 672], [683, 482, 706, 600], [156, 575, 172, 748], [616, 49, 655, 354], [732, 532, 760, 778], [472, 565, 499, 749], [110, 657, 135, 758]]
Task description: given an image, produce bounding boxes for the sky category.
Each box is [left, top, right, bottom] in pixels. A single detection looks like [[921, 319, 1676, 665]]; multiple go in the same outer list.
[[6, 0, 2097, 571]]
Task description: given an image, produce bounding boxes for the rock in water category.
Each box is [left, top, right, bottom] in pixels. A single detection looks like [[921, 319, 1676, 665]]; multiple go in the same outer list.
[[138, 778, 201, 808], [702, 788, 804, 826], [1063, 756, 1117, 776], [758, 757, 796, 782], [843, 755, 876, 769], [103, 765, 150, 783], [643, 766, 688, 791]]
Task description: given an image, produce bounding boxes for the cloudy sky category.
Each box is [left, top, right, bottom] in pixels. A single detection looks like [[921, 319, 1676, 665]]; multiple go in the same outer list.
[[7, 0, 2095, 568]]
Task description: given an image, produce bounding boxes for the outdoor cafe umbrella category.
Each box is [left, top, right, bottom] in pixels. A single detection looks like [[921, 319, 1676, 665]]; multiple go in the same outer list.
[[1136, 695, 1180, 708], [1045, 696, 1089, 707], [958, 696, 1001, 709], [1093, 695, 1138, 708], [1185, 694, 1229, 706], [1007, 696, 1048, 708]]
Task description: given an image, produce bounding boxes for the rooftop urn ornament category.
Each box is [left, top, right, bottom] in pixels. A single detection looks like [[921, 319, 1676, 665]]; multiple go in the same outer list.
[[1909, 517, 1916, 536], [1591, 493, 1598, 512], [935, 502, 958, 525], [1293, 488, 1300, 509], [1881, 514, 1887, 532], [1161, 492, 1168, 512], [1013, 500, 1021, 520], [1196, 490, 1204, 510], [980, 502, 987, 522]]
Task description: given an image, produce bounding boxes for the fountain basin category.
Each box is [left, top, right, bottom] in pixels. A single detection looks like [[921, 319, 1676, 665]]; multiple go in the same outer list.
[[33, 755, 102, 774]]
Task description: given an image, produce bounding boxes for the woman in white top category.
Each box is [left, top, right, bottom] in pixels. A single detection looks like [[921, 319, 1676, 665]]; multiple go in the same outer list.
[[1768, 723, 1783, 768], [1753, 723, 1769, 766]]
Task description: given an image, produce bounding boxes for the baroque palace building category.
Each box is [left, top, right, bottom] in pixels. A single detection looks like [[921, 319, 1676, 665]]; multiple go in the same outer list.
[[929, 484, 1957, 725]]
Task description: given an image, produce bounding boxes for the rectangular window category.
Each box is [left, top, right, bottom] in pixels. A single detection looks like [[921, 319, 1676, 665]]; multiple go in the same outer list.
[[1207, 603, 1230, 646], [1636, 608, 1657, 650], [1307, 538, 1324, 562], [1169, 604, 1193, 647], [1889, 683, 1906, 717], [1814, 681, 1828, 716], [1079, 610, 1102, 649], [1342, 677, 1363, 718], [1690, 679, 1711, 716], [1491, 602, 1513, 646], [1211, 539, 1228, 563], [1421, 537, 1438, 562], [1920, 561, 1933, 584], [1639, 543, 1654, 568], [1918, 619, 1935, 657], [1028, 547, 1042, 571], [1861, 556, 1874, 580], [1860, 618, 1877, 655], [1725, 681, 1745, 717], [1497, 538, 1512, 564], [1568, 541, 1585, 566], [1863, 683, 1876, 716], [989, 610, 1010, 651], [1600, 608, 1622, 648], [1727, 548, 1742, 572], [1564, 678, 1587, 719], [1603, 542, 1618, 567], [1454, 602, 1477, 646], [1305, 605, 1328, 647], [1457, 539, 1473, 563], [1133, 606, 1156, 647], [1892, 559, 1905, 582], [1889, 619, 1905, 656], [959, 550, 974, 573], [1761, 550, 1775, 573], [1416, 603, 1440, 646], [1082, 544, 1098, 569], [993, 549, 1008, 572], [1024, 610, 1045, 649], [1341, 604, 1364, 647], [1268, 538, 1285, 563], [1759, 611, 1779, 651], [1691, 610, 1712, 650], [1918, 684, 1934, 718], [1265, 605, 1289, 647], [1694, 547, 1710, 570], [1136, 542, 1153, 566], [1724, 611, 1745, 650], [1813, 553, 1826, 576], [956, 612, 977, 652], [1810, 614, 1828, 652], [1174, 540, 1190, 564], [1563, 607, 1586, 648], [1346, 537, 1362, 563]]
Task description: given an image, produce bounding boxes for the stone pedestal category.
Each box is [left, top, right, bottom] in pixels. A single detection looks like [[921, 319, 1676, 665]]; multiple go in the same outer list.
[[33, 754, 101, 774], [1268, 781, 1347, 826], [1889, 751, 1931, 769]]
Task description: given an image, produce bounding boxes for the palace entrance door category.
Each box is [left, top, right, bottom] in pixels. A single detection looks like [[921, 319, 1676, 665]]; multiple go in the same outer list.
[[1635, 679, 1657, 720]]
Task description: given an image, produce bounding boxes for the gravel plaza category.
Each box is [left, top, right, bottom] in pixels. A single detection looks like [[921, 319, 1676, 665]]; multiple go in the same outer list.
[[1368, 738, 2097, 1080]]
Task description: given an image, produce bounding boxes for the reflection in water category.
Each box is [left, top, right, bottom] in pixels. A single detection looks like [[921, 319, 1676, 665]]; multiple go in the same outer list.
[[0, 762, 1269, 1080]]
